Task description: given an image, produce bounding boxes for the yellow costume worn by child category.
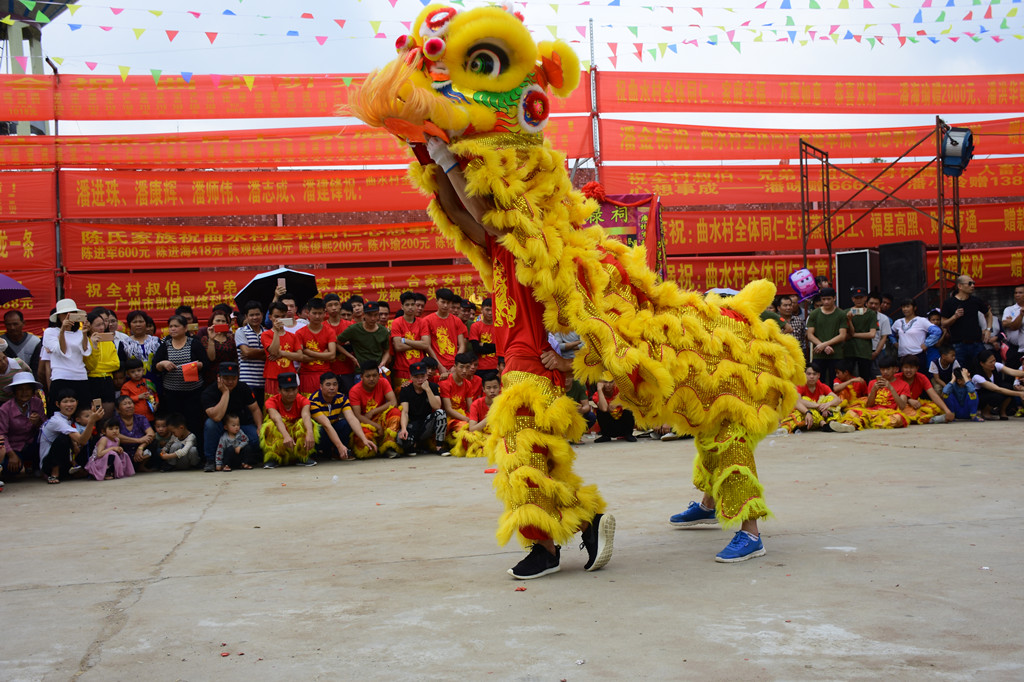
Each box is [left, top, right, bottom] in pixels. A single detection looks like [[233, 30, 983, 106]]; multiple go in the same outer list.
[[351, 3, 804, 551]]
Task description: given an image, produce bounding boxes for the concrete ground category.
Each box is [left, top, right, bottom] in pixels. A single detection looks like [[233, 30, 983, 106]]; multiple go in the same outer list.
[[1, 421, 1022, 681]]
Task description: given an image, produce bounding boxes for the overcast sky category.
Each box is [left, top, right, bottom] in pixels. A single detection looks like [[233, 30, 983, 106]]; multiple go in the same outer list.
[[19, 0, 1024, 141]]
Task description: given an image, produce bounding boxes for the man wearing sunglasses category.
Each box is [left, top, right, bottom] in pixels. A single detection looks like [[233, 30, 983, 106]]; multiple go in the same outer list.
[[940, 275, 994, 369]]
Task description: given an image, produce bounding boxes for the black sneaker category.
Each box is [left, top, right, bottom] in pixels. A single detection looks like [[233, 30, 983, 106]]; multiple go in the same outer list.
[[580, 513, 615, 571], [508, 545, 561, 580], [623, 435, 638, 442], [204, 462, 215, 472], [382, 447, 399, 459], [594, 435, 611, 443], [263, 461, 277, 469]]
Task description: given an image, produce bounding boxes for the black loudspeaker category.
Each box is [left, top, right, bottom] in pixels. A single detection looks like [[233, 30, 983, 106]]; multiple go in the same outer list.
[[879, 240, 928, 312], [835, 249, 879, 309]]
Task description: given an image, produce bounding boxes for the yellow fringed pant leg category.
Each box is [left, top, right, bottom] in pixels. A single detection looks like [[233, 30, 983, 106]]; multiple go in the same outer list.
[[488, 370, 605, 548], [259, 417, 315, 465], [691, 421, 771, 528]]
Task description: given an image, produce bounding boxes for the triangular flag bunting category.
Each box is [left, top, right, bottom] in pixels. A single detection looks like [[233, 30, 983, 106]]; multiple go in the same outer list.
[[223, 9, 236, 15], [111, 7, 123, 14], [964, 10, 973, 18], [13, 56, 28, 72], [548, 25, 558, 37], [181, 72, 193, 83], [898, 35, 907, 45], [577, 25, 587, 36], [627, 26, 638, 36], [150, 69, 161, 85], [133, 28, 145, 39], [913, 9, 923, 21], [984, 4, 993, 17], [668, 43, 678, 52], [243, 76, 255, 91], [786, 15, 795, 25], [809, 0, 820, 7], [694, 7, 703, 16], [551, 4, 559, 13], [68, 23, 81, 30], [863, 0, 873, 6], [335, 19, 346, 29], [51, 57, 63, 65], [315, 35, 327, 45], [788, 30, 797, 40], [34, 10, 49, 23], [1001, 17, 1009, 27], [86, 61, 98, 70], [100, 26, 112, 31], [781, 0, 791, 8], [67, 4, 81, 14], [188, 11, 200, 18], [937, 11, 946, 20], [370, 21, 381, 34], [20, 0, 35, 10], [401, 21, 411, 29], [210, 75, 221, 87], [839, 0, 849, 8], [206, 32, 218, 43], [118, 65, 130, 81], [287, 30, 299, 36], [302, 12, 314, 19], [648, 48, 657, 59], [342, 76, 354, 86], [756, 1, 766, 7], [0, 15, 13, 25], [893, 22, 901, 33], [148, 10, 162, 16], [166, 30, 178, 41], [658, 41, 668, 55], [609, 56, 618, 67]]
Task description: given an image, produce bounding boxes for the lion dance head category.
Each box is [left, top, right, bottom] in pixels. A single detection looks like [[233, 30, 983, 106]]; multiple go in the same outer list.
[[349, 2, 581, 146]]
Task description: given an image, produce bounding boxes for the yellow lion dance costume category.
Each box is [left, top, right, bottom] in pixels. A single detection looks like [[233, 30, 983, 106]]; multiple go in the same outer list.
[[350, 2, 804, 574]]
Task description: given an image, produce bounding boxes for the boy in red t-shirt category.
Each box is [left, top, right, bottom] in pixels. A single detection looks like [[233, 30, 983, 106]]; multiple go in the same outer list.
[[420, 288, 467, 376], [592, 376, 637, 442], [891, 355, 954, 424], [452, 371, 501, 458], [391, 292, 430, 388], [469, 297, 498, 376], [780, 363, 846, 433], [347, 360, 402, 459], [261, 302, 304, 396], [295, 298, 337, 394], [259, 372, 316, 467], [832, 359, 868, 408], [440, 352, 483, 451]]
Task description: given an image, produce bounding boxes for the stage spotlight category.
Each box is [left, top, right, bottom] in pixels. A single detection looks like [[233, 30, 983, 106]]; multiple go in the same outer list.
[[941, 127, 974, 177]]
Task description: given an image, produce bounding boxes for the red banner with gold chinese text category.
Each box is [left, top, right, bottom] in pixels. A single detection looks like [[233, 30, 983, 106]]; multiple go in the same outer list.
[[0, 222, 57, 270], [604, 157, 1024, 207], [60, 221, 461, 271], [665, 245, 1023, 294], [597, 72, 1024, 114], [664, 202, 1024, 256], [0, 269, 57, 332], [0, 117, 593, 170], [601, 116, 1024, 162], [64, 265, 486, 324], [59, 169, 428, 218], [0, 73, 591, 121], [0, 172, 56, 219]]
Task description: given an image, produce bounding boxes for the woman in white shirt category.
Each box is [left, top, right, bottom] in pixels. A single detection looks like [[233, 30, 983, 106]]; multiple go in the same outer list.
[[971, 349, 1024, 420], [41, 299, 93, 414], [892, 299, 936, 371]]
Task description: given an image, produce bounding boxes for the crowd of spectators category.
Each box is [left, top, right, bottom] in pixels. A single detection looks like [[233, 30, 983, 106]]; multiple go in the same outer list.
[[1, 276, 1020, 490], [765, 277, 1024, 433]]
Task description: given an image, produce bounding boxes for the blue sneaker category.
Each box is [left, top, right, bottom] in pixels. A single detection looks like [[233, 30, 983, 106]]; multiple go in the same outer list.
[[669, 501, 718, 528], [715, 531, 766, 563]]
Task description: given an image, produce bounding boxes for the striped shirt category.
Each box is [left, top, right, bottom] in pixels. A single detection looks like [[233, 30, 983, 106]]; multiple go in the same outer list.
[[234, 325, 265, 389], [308, 389, 351, 422]]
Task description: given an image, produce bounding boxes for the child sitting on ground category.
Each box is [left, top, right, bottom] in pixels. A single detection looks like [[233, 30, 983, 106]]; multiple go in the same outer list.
[[942, 367, 983, 422], [593, 375, 637, 443], [159, 413, 200, 470], [928, 345, 960, 392], [832, 359, 868, 408], [85, 418, 135, 481], [120, 357, 159, 424], [215, 413, 249, 472], [453, 371, 501, 457]]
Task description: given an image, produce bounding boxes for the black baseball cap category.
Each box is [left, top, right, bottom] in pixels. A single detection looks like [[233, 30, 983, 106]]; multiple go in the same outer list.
[[218, 361, 240, 376], [850, 286, 867, 297], [278, 372, 299, 389], [409, 361, 427, 375], [364, 301, 380, 313]]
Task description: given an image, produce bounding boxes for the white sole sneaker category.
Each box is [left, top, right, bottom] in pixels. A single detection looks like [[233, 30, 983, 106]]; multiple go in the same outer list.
[[714, 546, 767, 563], [586, 513, 616, 572], [507, 564, 561, 580], [829, 422, 856, 433]]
